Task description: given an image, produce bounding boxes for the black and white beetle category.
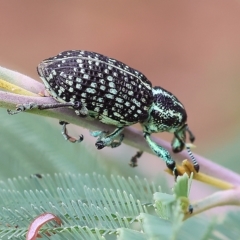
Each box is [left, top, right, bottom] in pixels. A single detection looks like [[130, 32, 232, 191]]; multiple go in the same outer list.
[[8, 50, 199, 176]]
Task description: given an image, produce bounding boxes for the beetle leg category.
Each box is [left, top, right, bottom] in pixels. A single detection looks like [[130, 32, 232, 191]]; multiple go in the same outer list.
[[129, 150, 143, 167], [73, 102, 88, 117], [144, 133, 178, 177], [91, 129, 124, 148], [186, 146, 199, 172], [173, 125, 199, 172], [7, 101, 88, 117], [59, 121, 84, 143], [8, 101, 86, 143], [7, 102, 75, 115], [90, 130, 109, 138], [110, 133, 124, 148], [94, 127, 124, 149]]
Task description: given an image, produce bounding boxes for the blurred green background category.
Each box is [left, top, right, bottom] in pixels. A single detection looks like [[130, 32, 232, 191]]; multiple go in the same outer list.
[[0, 1, 240, 204]]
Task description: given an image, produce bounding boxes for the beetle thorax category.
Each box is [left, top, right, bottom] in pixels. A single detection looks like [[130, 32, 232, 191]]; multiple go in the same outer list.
[[142, 87, 187, 134]]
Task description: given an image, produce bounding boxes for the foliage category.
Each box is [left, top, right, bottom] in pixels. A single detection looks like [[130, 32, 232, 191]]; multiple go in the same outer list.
[[0, 82, 240, 239]]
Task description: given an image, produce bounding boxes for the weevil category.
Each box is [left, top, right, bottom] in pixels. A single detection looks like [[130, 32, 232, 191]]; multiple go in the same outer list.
[[8, 50, 199, 176]]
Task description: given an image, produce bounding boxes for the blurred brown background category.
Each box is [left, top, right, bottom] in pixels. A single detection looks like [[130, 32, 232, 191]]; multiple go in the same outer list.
[[0, 0, 240, 178]]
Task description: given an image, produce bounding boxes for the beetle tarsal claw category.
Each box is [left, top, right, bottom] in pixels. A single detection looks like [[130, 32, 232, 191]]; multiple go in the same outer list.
[[95, 141, 105, 149]]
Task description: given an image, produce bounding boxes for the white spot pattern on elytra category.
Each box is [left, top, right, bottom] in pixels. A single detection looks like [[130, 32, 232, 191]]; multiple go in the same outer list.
[[109, 82, 115, 88], [116, 97, 123, 103], [83, 74, 89, 79], [113, 112, 122, 118], [94, 107, 100, 112], [39, 50, 155, 126], [106, 94, 114, 99], [91, 82, 97, 88], [86, 88, 96, 94], [76, 84, 81, 89], [66, 80, 73, 85], [132, 99, 141, 107], [76, 78, 82, 83], [109, 89, 117, 94], [107, 76, 113, 81], [99, 79, 105, 84]]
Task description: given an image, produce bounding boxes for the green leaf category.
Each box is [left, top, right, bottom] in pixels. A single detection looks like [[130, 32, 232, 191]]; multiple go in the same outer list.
[[117, 228, 147, 240], [138, 213, 172, 240]]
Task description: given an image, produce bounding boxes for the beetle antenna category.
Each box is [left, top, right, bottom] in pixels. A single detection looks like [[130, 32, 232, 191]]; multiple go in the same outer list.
[[186, 145, 199, 172]]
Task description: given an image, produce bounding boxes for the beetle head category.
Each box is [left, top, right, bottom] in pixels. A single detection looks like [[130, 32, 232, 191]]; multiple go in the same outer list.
[[143, 87, 194, 152]]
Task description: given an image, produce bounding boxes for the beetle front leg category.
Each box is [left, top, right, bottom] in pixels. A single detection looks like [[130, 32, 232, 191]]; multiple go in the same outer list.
[[91, 127, 124, 149], [144, 133, 178, 177]]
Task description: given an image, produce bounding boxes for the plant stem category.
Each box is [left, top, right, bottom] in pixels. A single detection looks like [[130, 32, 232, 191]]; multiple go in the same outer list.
[[1, 66, 240, 187]]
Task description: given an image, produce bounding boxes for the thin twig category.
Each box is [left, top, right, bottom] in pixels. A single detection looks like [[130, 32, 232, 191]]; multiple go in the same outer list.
[[184, 187, 240, 219], [1, 66, 240, 187], [0, 66, 43, 93]]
